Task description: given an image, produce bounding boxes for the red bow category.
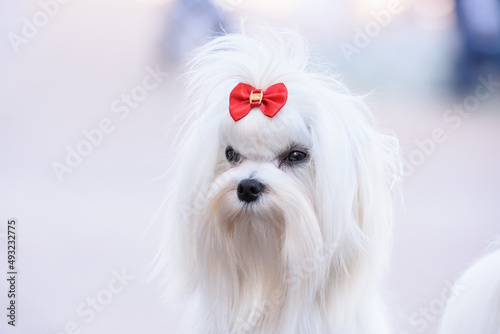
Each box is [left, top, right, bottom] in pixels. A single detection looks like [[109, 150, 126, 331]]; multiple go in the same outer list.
[[229, 82, 288, 121]]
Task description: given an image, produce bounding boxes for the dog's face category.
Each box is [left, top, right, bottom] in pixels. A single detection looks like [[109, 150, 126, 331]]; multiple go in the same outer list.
[[213, 105, 314, 228], [194, 104, 326, 306]]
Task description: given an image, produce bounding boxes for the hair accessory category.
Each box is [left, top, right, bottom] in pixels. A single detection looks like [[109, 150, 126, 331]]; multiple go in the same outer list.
[[229, 82, 288, 121]]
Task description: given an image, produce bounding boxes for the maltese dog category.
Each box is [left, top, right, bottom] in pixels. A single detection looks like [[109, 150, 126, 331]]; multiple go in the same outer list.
[[155, 28, 401, 334]]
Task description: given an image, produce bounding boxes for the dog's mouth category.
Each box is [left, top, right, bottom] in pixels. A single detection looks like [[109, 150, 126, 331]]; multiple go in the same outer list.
[[207, 186, 286, 236]]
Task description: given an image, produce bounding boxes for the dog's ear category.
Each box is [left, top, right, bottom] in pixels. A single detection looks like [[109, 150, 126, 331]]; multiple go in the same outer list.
[[351, 122, 401, 271], [306, 92, 401, 278], [149, 111, 224, 300]]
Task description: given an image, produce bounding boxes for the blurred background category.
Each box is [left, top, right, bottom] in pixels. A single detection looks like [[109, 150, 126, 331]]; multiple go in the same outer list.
[[1, 0, 499, 333]]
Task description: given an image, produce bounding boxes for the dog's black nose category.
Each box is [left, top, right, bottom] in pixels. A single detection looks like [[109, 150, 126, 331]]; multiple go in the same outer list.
[[237, 179, 264, 203]]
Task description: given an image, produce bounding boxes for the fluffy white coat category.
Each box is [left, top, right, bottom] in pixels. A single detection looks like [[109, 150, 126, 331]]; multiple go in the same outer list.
[[154, 28, 401, 334], [439, 247, 500, 334]]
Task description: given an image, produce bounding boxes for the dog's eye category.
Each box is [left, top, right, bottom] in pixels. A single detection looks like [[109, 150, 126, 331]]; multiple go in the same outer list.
[[225, 147, 241, 164], [286, 151, 307, 163]]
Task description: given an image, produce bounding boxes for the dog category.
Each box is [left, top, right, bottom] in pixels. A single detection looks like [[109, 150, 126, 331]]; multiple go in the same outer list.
[[439, 246, 500, 334], [155, 28, 401, 334]]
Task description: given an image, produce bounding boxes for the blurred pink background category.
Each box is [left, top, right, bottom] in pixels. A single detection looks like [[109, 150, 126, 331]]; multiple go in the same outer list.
[[1, 0, 499, 333]]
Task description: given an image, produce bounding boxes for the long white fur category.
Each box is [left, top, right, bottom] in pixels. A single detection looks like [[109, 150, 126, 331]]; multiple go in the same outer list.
[[155, 27, 401, 334], [439, 246, 500, 334]]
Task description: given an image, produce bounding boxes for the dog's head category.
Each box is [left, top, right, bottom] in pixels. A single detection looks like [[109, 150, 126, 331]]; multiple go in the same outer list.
[[158, 28, 400, 331]]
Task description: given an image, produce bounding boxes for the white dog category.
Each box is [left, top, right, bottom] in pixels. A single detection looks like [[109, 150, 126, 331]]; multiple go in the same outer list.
[[155, 28, 401, 334], [439, 247, 500, 334]]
